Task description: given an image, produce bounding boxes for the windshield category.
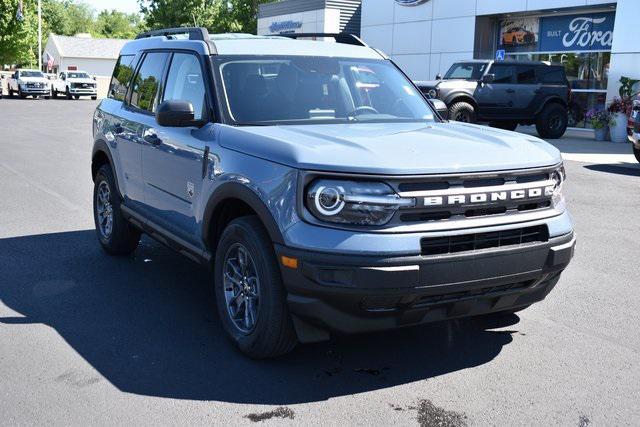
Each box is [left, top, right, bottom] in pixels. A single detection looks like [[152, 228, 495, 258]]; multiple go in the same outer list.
[[214, 56, 435, 125], [21, 71, 44, 78], [68, 72, 90, 79], [443, 63, 488, 80]]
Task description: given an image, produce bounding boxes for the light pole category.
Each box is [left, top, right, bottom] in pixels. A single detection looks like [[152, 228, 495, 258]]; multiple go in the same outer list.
[[38, 0, 42, 70]]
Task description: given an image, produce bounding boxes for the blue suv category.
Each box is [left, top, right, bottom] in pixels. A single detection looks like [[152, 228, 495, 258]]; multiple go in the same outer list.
[[92, 28, 575, 358]]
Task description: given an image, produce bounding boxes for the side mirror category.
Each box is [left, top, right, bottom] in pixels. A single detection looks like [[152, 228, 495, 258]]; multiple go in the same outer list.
[[429, 99, 449, 120], [156, 100, 195, 127], [435, 73, 442, 80], [482, 74, 495, 84]]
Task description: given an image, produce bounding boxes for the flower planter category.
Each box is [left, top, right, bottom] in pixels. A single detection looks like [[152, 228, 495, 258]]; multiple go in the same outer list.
[[609, 112, 628, 143], [594, 127, 609, 141]]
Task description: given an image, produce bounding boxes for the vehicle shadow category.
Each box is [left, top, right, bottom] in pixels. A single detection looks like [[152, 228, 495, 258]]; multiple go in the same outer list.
[[0, 230, 519, 404], [584, 163, 640, 176]]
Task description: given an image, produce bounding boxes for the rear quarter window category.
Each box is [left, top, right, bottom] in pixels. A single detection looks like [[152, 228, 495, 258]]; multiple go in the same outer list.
[[539, 67, 567, 84], [109, 55, 136, 101]]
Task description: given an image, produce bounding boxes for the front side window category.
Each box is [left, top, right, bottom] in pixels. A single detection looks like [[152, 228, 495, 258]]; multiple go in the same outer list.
[[130, 52, 168, 112], [215, 56, 435, 125], [443, 63, 487, 80], [109, 55, 135, 101], [163, 53, 207, 121]]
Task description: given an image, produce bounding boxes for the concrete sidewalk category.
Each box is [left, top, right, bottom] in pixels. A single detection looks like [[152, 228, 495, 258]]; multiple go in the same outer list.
[[517, 126, 639, 169]]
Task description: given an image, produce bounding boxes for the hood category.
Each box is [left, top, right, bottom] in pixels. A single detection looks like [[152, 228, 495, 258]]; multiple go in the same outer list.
[[219, 122, 562, 175]]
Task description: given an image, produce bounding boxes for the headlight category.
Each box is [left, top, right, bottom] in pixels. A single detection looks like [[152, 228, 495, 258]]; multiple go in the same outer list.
[[427, 88, 437, 99], [550, 165, 566, 208], [306, 179, 413, 226]]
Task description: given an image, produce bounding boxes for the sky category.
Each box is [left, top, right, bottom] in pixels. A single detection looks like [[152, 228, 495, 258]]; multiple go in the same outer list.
[[82, 0, 142, 15]]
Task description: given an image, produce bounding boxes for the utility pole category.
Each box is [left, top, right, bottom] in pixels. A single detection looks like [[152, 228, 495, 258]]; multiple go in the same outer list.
[[38, 0, 42, 70]]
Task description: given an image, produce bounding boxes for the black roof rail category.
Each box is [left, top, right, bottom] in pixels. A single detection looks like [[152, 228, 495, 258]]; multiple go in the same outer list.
[[135, 27, 209, 41], [135, 27, 217, 54], [279, 33, 367, 47]]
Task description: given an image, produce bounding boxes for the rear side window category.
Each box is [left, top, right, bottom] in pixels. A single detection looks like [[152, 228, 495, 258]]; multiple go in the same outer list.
[[162, 53, 207, 121], [130, 52, 169, 113], [490, 64, 514, 84], [516, 65, 537, 84], [109, 55, 135, 101], [539, 67, 566, 84]]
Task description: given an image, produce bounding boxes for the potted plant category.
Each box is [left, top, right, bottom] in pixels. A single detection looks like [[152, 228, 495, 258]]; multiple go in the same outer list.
[[585, 109, 609, 140], [607, 97, 632, 143]]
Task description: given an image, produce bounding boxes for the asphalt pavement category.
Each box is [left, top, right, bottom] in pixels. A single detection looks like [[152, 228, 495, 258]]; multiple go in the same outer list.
[[1, 98, 639, 426]]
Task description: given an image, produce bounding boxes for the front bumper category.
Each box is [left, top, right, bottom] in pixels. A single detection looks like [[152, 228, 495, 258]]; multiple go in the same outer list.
[[276, 231, 575, 341], [69, 88, 97, 95]]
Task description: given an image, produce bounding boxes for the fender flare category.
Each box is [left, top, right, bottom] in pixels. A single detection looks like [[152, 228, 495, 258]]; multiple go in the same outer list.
[[91, 140, 122, 197], [202, 181, 285, 248], [535, 96, 567, 116], [444, 92, 478, 109]]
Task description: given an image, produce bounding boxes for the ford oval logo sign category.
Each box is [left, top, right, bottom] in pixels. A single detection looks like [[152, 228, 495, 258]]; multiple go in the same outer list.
[[395, 0, 429, 5]]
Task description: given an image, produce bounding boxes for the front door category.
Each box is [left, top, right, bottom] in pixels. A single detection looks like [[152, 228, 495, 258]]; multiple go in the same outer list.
[[475, 63, 516, 119], [140, 52, 212, 243]]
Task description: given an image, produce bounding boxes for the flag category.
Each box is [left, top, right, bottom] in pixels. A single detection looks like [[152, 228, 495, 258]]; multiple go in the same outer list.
[[16, 0, 24, 22], [46, 52, 54, 71]]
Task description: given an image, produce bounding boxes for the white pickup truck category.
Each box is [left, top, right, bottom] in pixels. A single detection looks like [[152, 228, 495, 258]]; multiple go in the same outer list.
[[51, 70, 97, 100], [7, 69, 51, 99]]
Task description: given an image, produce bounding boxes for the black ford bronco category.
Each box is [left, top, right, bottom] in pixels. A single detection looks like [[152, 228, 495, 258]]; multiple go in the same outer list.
[[416, 60, 570, 139]]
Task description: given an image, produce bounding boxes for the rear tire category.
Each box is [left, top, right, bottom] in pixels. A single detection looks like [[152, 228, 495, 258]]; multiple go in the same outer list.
[[634, 146, 640, 163], [214, 216, 297, 359], [93, 164, 140, 255], [448, 101, 476, 123], [536, 103, 568, 139], [490, 120, 519, 131]]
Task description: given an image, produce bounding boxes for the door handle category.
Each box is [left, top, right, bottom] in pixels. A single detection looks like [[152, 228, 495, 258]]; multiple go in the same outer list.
[[143, 130, 162, 146], [506, 89, 515, 93]]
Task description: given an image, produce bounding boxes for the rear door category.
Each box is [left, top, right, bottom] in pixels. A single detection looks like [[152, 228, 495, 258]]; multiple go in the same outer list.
[[140, 51, 211, 242], [475, 63, 515, 118], [514, 64, 542, 116]]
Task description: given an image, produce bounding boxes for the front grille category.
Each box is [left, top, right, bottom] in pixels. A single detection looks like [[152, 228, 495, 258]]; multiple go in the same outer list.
[[26, 82, 44, 88], [420, 225, 548, 255], [394, 168, 557, 225], [72, 82, 95, 89]]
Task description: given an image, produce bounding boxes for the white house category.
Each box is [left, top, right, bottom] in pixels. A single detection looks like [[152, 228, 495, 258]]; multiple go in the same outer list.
[[44, 33, 130, 78]]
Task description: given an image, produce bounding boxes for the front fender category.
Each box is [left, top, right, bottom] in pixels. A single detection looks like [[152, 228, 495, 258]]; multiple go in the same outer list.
[[202, 181, 287, 248]]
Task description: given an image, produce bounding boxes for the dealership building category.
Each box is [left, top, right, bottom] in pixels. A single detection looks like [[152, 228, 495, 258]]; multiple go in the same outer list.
[[258, 0, 639, 128]]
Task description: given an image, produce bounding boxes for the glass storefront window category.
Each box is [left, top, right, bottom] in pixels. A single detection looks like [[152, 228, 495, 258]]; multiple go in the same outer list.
[[504, 52, 611, 128]]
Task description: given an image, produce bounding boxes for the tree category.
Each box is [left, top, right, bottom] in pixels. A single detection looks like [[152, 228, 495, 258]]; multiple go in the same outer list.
[[94, 10, 142, 39], [140, 0, 277, 34], [0, 0, 38, 66]]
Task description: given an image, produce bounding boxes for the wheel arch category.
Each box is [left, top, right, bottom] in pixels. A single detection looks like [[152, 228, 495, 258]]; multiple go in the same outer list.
[[446, 93, 478, 110], [202, 182, 285, 257], [91, 140, 124, 199], [535, 96, 568, 116]]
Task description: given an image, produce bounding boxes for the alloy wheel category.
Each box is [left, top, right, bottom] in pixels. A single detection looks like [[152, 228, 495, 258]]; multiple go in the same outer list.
[[223, 243, 260, 334], [96, 181, 114, 239]]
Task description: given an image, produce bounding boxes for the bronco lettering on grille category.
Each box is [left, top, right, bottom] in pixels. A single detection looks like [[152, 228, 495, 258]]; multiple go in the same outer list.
[[422, 186, 554, 207]]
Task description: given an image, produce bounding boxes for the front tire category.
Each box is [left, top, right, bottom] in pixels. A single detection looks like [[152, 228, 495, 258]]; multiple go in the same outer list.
[[66, 88, 72, 100], [448, 101, 476, 123], [19, 88, 26, 99], [93, 164, 140, 255], [536, 103, 568, 139], [214, 216, 297, 359]]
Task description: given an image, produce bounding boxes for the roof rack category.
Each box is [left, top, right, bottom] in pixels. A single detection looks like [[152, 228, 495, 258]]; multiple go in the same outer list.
[[136, 27, 210, 41], [279, 33, 367, 47], [135, 27, 217, 54]]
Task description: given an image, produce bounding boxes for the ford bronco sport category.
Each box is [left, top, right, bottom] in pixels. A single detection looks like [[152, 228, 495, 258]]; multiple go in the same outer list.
[[92, 28, 575, 358], [416, 60, 570, 139]]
